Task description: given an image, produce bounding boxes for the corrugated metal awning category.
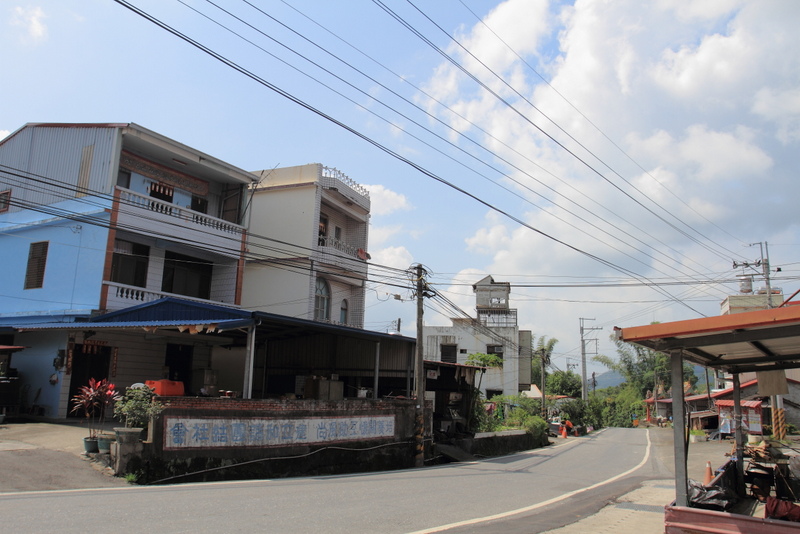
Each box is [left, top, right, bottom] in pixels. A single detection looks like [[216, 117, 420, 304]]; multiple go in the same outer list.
[[10, 318, 254, 333], [715, 399, 763, 409], [614, 304, 800, 374]]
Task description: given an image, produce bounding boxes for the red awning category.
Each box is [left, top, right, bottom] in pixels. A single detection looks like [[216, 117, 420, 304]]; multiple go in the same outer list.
[[715, 399, 763, 409]]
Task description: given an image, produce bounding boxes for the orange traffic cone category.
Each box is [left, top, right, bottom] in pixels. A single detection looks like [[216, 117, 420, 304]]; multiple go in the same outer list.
[[561, 426, 567, 438], [703, 461, 713, 486]]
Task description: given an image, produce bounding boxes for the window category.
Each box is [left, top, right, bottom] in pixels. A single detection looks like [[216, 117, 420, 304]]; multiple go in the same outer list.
[[24, 241, 48, 289], [314, 278, 331, 321], [334, 226, 342, 241], [318, 215, 328, 246], [191, 195, 208, 214], [149, 182, 174, 202], [441, 345, 457, 364], [339, 299, 348, 324], [487, 345, 504, 359], [161, 251, 212, 299], [110, 239, 149, 287], [116, 170, 131, 189], [0, 190, 10, 213]]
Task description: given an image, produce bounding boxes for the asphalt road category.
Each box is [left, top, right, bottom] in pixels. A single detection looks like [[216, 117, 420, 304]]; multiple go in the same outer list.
[[0, 421, 129, 492], [0, 427, 663, 534]]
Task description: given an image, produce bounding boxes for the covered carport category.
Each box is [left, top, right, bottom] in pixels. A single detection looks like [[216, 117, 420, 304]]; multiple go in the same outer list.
[[615, 303, 800, 516]]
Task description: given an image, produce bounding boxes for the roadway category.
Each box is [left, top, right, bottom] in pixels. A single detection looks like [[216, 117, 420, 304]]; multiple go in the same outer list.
[[0, 427, 677, 533]]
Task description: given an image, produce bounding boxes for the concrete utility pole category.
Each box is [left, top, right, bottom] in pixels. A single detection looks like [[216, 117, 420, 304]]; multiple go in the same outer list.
[[579, 318, 602, 401], [539, 348, 548, 418], [414, 264, 426, 468], [736, 243, 786, 439]]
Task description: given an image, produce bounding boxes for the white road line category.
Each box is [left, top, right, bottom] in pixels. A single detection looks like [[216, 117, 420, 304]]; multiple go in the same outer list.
[[408, 429, 652, 534]]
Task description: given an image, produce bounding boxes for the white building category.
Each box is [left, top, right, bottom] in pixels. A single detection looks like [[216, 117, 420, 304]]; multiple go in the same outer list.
[[241, 164, 370, 328], [0, 122, 258, 416], [423, 276, 532, 397]]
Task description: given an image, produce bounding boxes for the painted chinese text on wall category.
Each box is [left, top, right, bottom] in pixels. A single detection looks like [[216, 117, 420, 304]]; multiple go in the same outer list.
[[164, 415, 396, 449]]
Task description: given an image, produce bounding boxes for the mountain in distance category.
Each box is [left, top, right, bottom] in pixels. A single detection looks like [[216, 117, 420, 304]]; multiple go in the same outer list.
[[591, 365, 711, 392], [593, 370, 624, 390]]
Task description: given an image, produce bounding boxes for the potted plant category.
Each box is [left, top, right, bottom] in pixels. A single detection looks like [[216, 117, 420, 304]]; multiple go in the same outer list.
[[70, 378, 119, 453], [113, 385, 164, 444], [689, 428, 706, 443]]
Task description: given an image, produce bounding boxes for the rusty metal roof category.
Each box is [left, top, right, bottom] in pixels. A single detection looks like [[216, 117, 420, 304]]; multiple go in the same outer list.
[[614, 304, 800, 374], [715, 399, 763, 409]]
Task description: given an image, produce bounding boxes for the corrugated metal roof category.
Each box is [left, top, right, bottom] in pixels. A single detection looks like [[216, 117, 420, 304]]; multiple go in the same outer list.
[[615, 305, 800, 374], [715, 399, 763, 409], [94, 297, 250, 322], [3, 297, 417, 344], [12, 318, 253, 333]]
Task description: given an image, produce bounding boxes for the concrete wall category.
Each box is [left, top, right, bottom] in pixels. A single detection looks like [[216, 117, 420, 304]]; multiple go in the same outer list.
[[453, 429, 548, 457], [424, 323, 521, 396], [127, 397, 419, 483], [0, 219, 109, 318]]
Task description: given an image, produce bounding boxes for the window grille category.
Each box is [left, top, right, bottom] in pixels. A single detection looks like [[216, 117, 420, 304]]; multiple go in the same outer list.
[[24, 241, 48, 289]]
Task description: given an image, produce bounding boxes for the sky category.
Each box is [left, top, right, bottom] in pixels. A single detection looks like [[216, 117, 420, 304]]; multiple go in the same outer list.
[[3, 0, 800, 379]]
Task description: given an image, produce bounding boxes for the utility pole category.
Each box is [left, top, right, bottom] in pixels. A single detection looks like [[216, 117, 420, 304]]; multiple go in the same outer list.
[[734, 242, 785, 439], [579, 318, 602, 401], [539, 348, 548, 419], [733, 241, 775, 308], [414, 264, 426, 468]]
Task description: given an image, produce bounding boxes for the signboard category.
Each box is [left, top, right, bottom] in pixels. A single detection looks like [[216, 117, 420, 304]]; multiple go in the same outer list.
[[164, 415, 396, 450], [718, 406, 762, 434]]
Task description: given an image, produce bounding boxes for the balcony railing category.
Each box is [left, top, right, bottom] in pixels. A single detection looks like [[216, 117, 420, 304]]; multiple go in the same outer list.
[[318, 235, 365, 259], [477, 309, 518, 327], [321, 166, 369, 198], [104, 282, 240, 311], [117, 188, 244, 236]]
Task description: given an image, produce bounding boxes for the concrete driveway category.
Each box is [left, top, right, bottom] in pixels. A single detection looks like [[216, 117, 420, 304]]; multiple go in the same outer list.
[[0, 419, 130, 492]]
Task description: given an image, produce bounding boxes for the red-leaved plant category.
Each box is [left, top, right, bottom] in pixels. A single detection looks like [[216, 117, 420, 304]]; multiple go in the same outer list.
[[70, 378, 120, 439]]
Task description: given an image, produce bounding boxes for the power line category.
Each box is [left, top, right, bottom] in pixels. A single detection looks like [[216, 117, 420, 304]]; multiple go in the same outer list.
[[110, 0, 709, 317]]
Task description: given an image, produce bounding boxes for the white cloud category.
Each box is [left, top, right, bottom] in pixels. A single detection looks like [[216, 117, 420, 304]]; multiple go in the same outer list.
[[411, 0, 800, 364], [752, 87, 800, 144], [465, 221, 511, 255], [369, 224, 403, 247], [0, 130, 9, 141], [11, 6, 47, 42], [364, 184, 412, 216], [369, 246, 413, 270]]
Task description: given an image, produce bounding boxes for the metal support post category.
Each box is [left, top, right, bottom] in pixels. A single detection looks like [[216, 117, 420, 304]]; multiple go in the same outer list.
[[732, 375, 745, 495], [671, 350, 688, 507]]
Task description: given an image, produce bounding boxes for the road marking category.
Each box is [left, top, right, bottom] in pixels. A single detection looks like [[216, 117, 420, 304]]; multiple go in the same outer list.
[[408, 428, 652, 534]]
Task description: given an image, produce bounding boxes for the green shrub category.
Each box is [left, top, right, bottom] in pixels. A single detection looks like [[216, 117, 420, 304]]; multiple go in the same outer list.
[[114, 385, 164, 429]]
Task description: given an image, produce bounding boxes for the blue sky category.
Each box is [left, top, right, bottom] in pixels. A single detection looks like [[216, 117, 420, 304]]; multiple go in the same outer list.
[[4, 0, 800, 378]]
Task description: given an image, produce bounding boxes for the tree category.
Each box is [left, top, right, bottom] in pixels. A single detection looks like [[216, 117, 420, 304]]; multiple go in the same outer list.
[[466, 352, 503, 369], [533, 336, 558, 417], [592, 330, 698, 427], [547, 370, 582, 398], [594, 333, 697, 399], [466, 352, 503, 393]]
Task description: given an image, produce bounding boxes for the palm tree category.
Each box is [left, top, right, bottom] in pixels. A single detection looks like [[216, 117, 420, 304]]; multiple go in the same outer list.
[[534, 336, 558, 418]]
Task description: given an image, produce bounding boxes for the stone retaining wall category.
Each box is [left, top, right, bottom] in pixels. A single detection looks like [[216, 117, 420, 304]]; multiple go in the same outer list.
[[117, 397, 421, 483]]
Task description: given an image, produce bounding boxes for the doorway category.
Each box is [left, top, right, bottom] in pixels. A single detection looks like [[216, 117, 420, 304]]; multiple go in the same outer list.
[[165, 343, 193, 393], [67, 344, 111, 417]]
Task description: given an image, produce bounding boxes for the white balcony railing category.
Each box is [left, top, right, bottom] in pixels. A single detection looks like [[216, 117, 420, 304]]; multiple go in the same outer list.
[[117, 188, 244, 236], [321, 166, 369, 198], [104, 282, 241, 311], [318, 235, 365, 259]]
